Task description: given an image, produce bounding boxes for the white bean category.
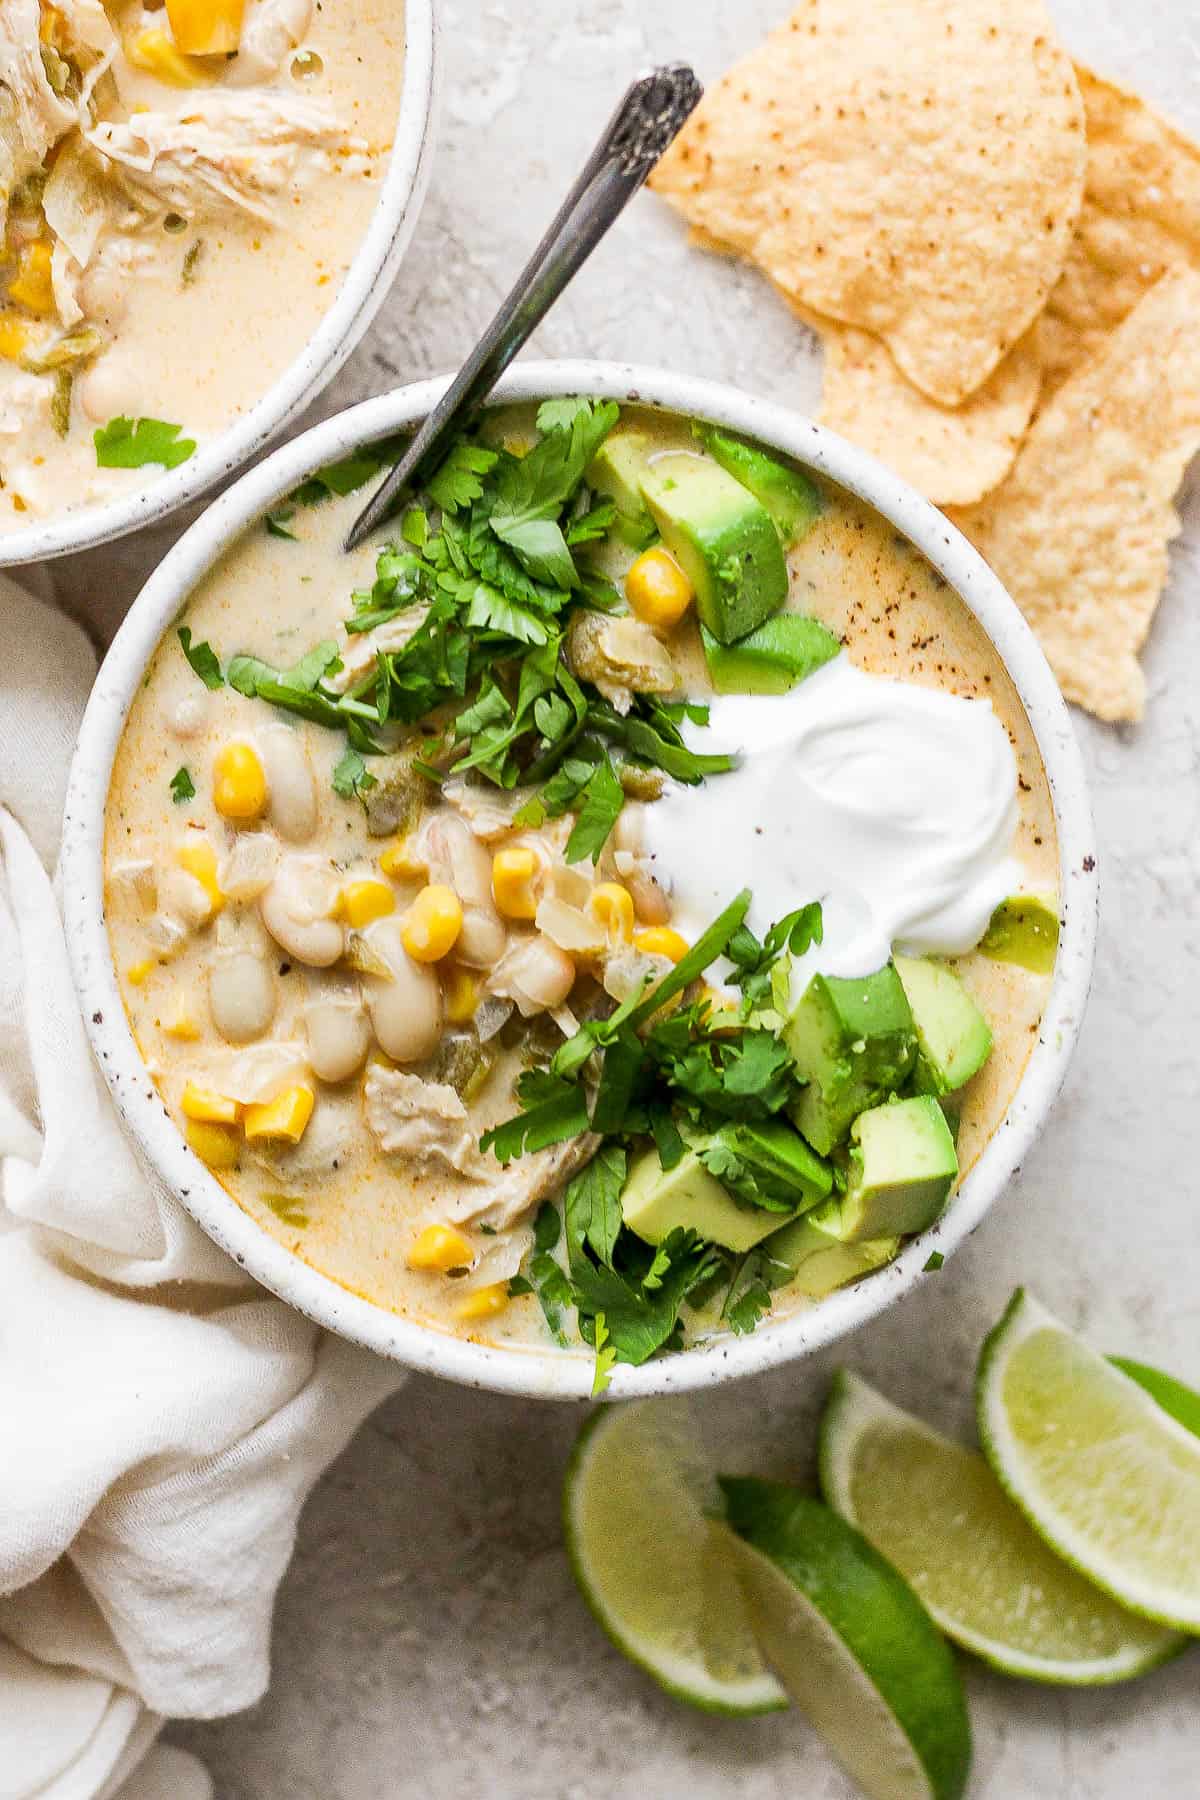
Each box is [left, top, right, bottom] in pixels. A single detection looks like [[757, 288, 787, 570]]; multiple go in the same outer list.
[[260, 855, 344, 967], [421, 814, 507, 969], [78, 353, 139, 425], [209, 950, 277, 1043], [256, 724, 318, 843], [79, 260, 128, 326], [167, 692, 209, 739], [303, 976, 370, 1083], [361, 917, 442, 1063]]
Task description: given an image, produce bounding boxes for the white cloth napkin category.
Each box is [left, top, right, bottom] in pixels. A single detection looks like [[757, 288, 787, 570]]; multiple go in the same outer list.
[[0, 574, 405, 1798]]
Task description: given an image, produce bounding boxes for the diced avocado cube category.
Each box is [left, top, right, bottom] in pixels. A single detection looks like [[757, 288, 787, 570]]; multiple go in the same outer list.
[[701, 614, 841, 696], [587, 429, 657, 549], [621, 1148, 780, 1253], [639, 453, 788, 644], [840, 1095, 958, 1242], [765, 1200, 899, 1299], [708, 1119, 833, 1212], [784, 965, 917, 1155], [979, 893, 1060, 975], [893, 954, 993, 1096], [702, 427, 822, 544]]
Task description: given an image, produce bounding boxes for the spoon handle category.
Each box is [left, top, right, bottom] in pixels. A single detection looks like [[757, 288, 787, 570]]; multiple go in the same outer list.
[[344, 62, 702, 551]]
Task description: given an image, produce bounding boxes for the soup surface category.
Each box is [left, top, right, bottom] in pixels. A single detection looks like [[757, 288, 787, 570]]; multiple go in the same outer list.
[[104, 401, 1057, 1378], [0, 0, 403, 532]]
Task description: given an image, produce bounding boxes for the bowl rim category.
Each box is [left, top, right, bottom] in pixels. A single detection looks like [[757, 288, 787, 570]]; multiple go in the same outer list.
[[0, 0, 438, 569], [61, 358, 1099, 1402]]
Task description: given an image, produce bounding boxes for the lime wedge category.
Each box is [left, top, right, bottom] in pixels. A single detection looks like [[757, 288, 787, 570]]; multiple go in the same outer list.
[[722, 1477, 971, 1800], [977, 1289, 1200, 1632], [563, 1402, 786, 1714], [819, 1369, 1185, 1683]]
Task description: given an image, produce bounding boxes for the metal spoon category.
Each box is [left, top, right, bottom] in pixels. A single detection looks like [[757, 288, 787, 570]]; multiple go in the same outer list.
[[343, 62, 702, 552]]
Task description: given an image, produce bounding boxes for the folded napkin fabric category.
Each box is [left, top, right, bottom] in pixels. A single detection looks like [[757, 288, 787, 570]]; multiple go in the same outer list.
[[0, 574, 404, 1798]]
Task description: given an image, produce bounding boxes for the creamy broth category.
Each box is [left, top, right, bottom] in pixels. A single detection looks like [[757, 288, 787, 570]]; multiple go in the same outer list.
[[104, 403, 1057, 1364], [0, 0, 403, 531]]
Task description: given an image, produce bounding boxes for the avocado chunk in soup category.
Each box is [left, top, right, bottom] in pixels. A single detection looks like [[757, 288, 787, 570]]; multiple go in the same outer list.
[[0, 0, 403, 531], [104, 400, 1057, 1383]]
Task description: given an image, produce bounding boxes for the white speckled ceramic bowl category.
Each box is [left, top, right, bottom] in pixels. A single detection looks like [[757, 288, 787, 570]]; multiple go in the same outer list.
[[0, 2, 437, 570], [61, 361, 1098, 1401]]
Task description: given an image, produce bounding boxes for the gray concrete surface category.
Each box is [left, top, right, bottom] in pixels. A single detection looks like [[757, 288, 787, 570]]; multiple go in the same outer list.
[[55, 1, 1200, 1792]]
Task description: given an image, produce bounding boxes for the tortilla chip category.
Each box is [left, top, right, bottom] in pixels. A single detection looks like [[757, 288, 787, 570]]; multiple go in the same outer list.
[[1038, 68, 1200, 396], [950, 269, 1200, 722], [650, 0, 1086, 407], [817, 323, 1041, 506]]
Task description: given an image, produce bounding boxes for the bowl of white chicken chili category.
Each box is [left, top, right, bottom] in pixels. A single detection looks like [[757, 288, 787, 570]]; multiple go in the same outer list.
[[61, 362, 1097, 1400], [0, 0, 435, 564]]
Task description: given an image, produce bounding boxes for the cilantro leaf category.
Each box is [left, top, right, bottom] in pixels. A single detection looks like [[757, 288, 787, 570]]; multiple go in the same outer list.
[[565, 753, 624, 864], [566, 499, 618, 546], [331, 746, 377, 800], [464, 581, 550, 646], [726, 1278, 773, 1335], [95, 416, 196, 471], [535, 396, 595, 434], [490, 400, 619, 544], [169, 765, 195, 804], [494, 517, 579, 589], [426, 440, 499, 513], [563, 1144, 626, 1273], [571, 1228, 721, 1368], [479, 1081, 590, 1164], [177, 626, 223, 690], [591, 1314, 617, 1396], [286, 437, 407, 508]]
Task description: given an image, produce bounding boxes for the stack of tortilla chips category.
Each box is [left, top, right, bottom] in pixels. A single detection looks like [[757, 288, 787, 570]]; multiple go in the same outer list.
[[651, 0, 1200, 723]]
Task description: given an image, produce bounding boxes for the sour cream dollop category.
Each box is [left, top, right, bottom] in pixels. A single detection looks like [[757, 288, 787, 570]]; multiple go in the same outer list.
[[643, 656, 1023, 980]]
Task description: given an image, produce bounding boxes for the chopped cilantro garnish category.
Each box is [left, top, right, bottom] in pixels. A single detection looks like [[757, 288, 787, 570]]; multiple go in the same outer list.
[[331, 746, 377, 800], [924, 1250, 945, 1272], [169, 765, 195, 804], [564, 753, 624, 865], [177, 626, 223, 690], [96, 416, 196, 470]]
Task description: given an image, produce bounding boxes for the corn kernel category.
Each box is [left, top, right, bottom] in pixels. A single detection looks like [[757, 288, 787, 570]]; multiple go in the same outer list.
[[181, 1082, 240, 1124], [442, 965, 480, 1025], [212, 742, 267, 822], [340, 879, 395, 929], [491, 846, 539, 920], [455, 1283, 510, 1322], [8, 243, 55, 316], [402, 884, 463, 963], [408, 1223, 475, 1273], [163, 998, 201, 1040], [126, 958, 155, 987], [243, 1084, 315, 1145], [176, 840, 225, 917], [588, 882, 635, 943], [125, 26, 213, 85], [379, 839, 427, 881], [634, 926, 690, 964], [0, 314, 33, 360], [166, 0, 245, 55], [625, 546, 694, 630], [185, 1118, 240, 1168]]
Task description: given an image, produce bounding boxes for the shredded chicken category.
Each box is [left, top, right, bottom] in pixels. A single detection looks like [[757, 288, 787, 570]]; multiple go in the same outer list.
[[471, 1131, 601, 1235], [86, 90, 346, 226], [326, 609, 429, 695], [363, 1068, 482, 1178], [441, 777, 539, 842], [0, 0, 75, 187], [566, 612, 678, 715], [364, 1065, 601, 1234]]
